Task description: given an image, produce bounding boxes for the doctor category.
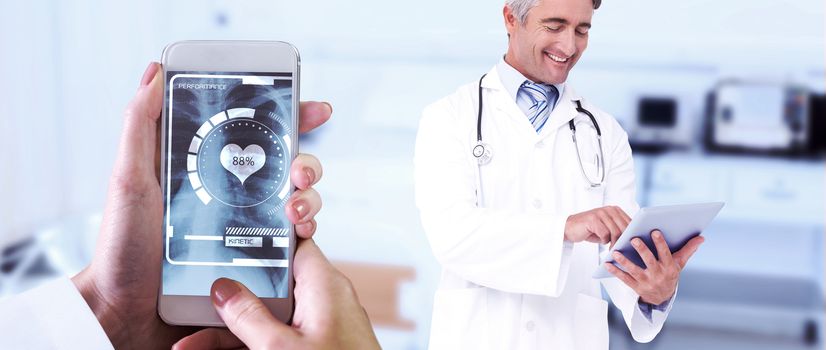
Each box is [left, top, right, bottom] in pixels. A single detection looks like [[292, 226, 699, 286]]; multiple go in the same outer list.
[[414, 0, 704, 349]]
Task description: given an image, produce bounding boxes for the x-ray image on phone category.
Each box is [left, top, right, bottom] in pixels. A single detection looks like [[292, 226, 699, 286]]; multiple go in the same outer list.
[[162, 72, 295, 298]]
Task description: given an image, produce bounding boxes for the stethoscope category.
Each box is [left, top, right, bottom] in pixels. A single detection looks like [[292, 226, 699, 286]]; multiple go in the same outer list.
[[472, 74, 606, 189]]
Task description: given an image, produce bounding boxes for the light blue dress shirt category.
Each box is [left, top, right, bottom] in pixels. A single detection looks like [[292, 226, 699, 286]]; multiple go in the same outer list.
[[495, 58, 565, 117]]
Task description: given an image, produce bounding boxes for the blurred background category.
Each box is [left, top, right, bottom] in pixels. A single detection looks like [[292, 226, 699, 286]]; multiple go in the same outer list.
[[0, 0, 823, 349]]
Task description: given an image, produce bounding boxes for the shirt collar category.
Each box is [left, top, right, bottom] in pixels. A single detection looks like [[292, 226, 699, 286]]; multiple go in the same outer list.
[[495, 57, 565, 106]]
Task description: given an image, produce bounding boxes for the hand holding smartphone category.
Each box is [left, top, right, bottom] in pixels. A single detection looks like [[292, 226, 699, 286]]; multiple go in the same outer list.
[[68, 41, 349, 348], [159, 41, 300, 326], [173, 239, 382, 350]]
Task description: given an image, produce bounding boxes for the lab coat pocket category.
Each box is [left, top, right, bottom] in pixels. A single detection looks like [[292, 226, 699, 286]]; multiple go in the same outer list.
[[576, 183, 606, 211], [573, 293, 609, 350], [428, 287, 488, 350]]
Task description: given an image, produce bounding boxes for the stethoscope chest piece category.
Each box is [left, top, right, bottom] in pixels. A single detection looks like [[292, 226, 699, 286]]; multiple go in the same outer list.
[[473, 141, 492, 165]]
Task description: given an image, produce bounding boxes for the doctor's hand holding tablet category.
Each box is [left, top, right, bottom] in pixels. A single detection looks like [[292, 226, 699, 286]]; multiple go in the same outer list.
[[606, 229, 704, 305], [593, 202, 724, 304], [565, 204, 709, 305]]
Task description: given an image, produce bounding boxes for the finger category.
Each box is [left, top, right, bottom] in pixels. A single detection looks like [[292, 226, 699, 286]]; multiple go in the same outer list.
[[585, 234, 604, 244], [299, 101, 332, 134], [616, 206, 632, 227], [608, 209, 628, 241], [292, 239, 353, 301], [673, 235, 705, 269], [291, 153, 323, 189], [172, 328, 243, 350], [631, 237, 659, 270], [596, 209, 623, 246], [112, 62, 163, 184], [610, 206, 632, 232], [210, 278, 298, 349], [605, 262, 638, 289], [295, 218, 317, 239], [286, 188, 321, 225], [607, 220, 623, 248], [293, 238, 336, 282], [612, 251, 645, 280], [594, 226, 611, 245], [291, 239, 380, 346], [651, 230, 674, 267], [586, 217, 612, 245], [154, 121, 162, 182]]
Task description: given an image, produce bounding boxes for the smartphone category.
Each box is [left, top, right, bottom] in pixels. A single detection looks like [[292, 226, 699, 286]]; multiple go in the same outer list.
[[158, 40, 300, 326]]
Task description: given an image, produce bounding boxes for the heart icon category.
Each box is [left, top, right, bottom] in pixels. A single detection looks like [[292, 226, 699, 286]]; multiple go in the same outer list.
[[220, 144, 266, 185]]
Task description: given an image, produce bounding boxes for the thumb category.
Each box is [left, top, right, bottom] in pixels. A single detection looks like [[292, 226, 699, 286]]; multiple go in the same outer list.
[[111, 62, 163, 182], [673, 236, 705, 269], [210, 278, 298, 349]]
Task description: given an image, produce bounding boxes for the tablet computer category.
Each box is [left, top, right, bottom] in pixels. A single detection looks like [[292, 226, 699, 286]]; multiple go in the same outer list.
[[592, 202, 725, 279]]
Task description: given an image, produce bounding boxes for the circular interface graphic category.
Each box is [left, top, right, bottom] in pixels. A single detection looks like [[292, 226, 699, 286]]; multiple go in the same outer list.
[[191, 108, 291, 208]]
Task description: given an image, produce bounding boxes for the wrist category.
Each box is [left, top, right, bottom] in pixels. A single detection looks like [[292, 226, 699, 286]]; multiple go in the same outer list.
[[638, 296, 658, 305], [71, 268, 127, 347], [639, 292, 672, 307], [563, 215, 572, 241]]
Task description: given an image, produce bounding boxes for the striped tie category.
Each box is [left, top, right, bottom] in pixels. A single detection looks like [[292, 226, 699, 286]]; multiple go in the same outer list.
[[520, 81, 559, 132]]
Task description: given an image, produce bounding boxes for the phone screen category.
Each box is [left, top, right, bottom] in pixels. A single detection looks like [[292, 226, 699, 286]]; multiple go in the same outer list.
[[162, 71, 295, 298]]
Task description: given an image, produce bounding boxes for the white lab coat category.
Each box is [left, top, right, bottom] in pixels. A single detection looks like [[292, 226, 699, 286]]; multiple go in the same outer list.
[[414, 66, 673, 350], [0, 278, 114, 349]]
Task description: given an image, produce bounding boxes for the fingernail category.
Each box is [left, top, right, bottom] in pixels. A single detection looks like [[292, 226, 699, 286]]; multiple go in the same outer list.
[[632, 238, 641, 247], [612, 251, 622, 260], [322, 101, 333, 115], [140, 62, 159, 87], [293, 199, 309, 220], [653, 231, 662, 239], [304, 167, 316, 185], [212, 278, 241, 307]]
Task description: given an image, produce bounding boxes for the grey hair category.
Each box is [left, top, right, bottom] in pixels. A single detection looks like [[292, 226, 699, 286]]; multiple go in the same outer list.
[[506, 0, 601, 23]]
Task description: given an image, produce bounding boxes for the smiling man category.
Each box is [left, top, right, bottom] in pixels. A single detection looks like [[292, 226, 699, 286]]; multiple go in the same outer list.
[[505, 0, 591, 84], [414, 0, 704, 349]]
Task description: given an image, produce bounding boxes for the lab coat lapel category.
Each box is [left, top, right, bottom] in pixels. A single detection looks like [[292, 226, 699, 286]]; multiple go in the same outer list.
[[481, 68, 538, 136], [540, 85, 581, 138]]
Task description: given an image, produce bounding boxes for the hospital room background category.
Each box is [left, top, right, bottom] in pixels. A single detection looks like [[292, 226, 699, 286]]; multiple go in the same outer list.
[[0, 0, 823, 349]]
